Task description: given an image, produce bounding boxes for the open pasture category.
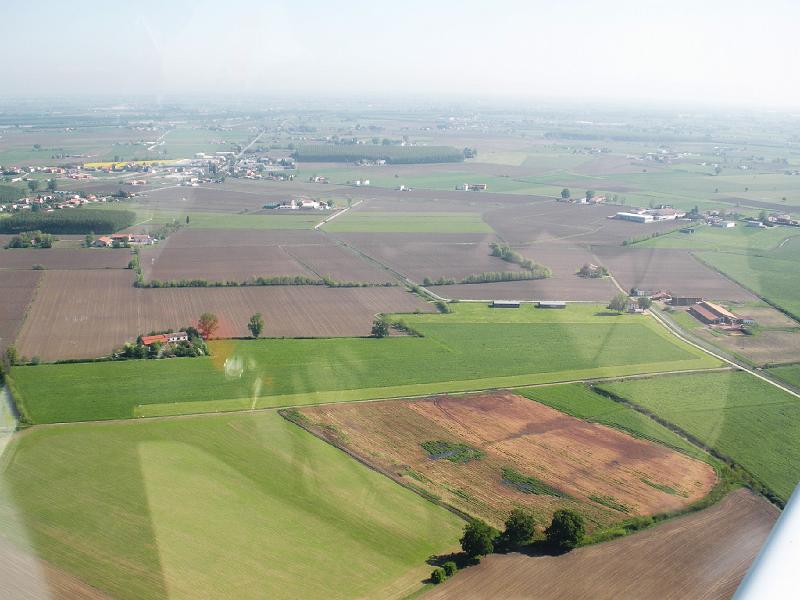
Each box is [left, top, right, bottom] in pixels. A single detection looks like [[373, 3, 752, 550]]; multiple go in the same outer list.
[[0, 248, 131, 271], [0, 411, 462, 600], [295, 391, 716, 529], [422, 488, 778, 600], [9, 303, 719, 423], [13, 270, 429, 361], [0, 270, 41, 353], [598, 371, 800, 501], [593, 246, 756, 300]]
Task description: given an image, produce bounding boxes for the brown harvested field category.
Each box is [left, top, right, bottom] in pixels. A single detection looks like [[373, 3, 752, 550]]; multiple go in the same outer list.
[[295, 392, 716, 529], [484, 202, 680, 245], [0, 537, 111, 600], [0, 248, 131, 271], [0, 271, 41, 353], [283, 243, 395, 283], [593, 247, 756, 301], [332, 232, 524, 281], [139, 228, 391, 283], [15, 270, 432, 361], [423, 489, 778, 600], [430, 244, 619, 300]]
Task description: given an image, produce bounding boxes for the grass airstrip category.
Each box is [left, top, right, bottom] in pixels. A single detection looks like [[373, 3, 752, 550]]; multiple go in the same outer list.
[[8, 304, 720, 424]]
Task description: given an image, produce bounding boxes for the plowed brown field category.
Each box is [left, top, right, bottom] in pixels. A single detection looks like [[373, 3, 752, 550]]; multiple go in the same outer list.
[[296, 391, 716, 529], [15, 270, 432, 361], [0, 249, 130, 271], [422, 489, 778, 600], [0, 270, 41, 353]]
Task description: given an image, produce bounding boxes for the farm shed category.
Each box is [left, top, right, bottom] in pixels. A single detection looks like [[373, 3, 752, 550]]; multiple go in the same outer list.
[[538, 301, 566, 309], [491, 300, 520, 308], [671, 296, 704, 306]]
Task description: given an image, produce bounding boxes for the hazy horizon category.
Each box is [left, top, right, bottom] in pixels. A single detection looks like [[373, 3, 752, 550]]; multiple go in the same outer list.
[[3, 0, 800, 110]]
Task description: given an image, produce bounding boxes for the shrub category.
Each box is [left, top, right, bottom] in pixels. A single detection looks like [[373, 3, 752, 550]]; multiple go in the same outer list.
[[502, 507, 536, 548], [545, 509, 585, 551], [442, 561, 457, 577], [460, 519, 496, 559], [430, 567, 446, 584]]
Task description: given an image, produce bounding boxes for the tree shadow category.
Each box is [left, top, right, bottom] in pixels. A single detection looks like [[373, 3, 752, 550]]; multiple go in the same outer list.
[[594, 311, 624, 317]]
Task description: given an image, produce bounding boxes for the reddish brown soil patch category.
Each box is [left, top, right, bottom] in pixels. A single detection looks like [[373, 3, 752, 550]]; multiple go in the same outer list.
[[296, 391, 716, 529], [423, 489, 778, 600]]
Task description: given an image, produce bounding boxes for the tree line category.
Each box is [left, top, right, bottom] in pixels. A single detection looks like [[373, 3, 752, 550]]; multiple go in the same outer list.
[[489, 242, 552, 278]]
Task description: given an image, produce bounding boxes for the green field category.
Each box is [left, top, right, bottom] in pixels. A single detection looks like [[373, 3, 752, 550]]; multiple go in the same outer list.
[[322, 211, 492, 233], [0, 411, 461, 600], [769, 364, 800, 388], [8, 304, 719, 424], [697, 251, 800, 319], [519, 384, 708, 461], [597, 371, 800, 500], [637, 224, 800, 252]]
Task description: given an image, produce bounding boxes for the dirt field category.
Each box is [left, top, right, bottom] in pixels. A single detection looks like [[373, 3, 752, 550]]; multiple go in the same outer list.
[[594, 247, 756, 301], [423, 489, 778, 600], [0, 537, 111, 600], [0, 271, 41, 353], [14, 270, 431, 360], [331, 233, 524, 281], [296, 392, 716, 529], [0, 248, 131, 271], [140, 228, 391, 283], [484, 202, 680, 245]]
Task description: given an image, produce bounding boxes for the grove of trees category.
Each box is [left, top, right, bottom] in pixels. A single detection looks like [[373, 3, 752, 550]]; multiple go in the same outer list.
[[608, 293, 629, 312], [0, 209, 136, 234]]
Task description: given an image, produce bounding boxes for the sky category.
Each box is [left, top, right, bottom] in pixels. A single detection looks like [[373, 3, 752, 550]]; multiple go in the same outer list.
[[2, 0, 800, 108]]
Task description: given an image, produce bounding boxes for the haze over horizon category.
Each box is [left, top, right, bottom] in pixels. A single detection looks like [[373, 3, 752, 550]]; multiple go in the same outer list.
[[2, 0, 800, 110]]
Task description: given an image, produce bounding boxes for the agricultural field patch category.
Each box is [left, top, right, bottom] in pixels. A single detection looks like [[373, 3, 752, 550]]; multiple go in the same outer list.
[[422, 488, 777, 600], [0, 247, 131, 271], [0, 411, 462, 600], [769, 364, 800, 388], [322, 211, 492, 234], [0, 270, 41, 354], [8, 303, 718, 424], [593, 246, 756, 301], [13, 270, 429, 362], [293, 392, 716, 529], [598, 371, 800, 501]]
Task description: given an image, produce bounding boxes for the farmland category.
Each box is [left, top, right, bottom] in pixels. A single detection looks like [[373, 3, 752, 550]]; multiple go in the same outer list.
[[598, 371, 800, 501], [322, 212, 492, 234], [293, 392, 715, 529], [0, 411, 462, 600], [9, 303, 719, 423], [0, 270, 41, 354], [13, 270, 429, 361], [593, 246, 757, 300], [422, 488, 778, 600], [0, 247, 131, 271]]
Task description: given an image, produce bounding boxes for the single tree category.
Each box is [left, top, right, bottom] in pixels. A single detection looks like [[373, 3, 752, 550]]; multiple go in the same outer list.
[[47, 178, 57, 192], [545, 509, 585, 551], [585, 190, 594, 201], [442, 561, 457, 577], [503, 508, 536, 549], [560, 188, 570, 199], [460, 519, 496, 560], [248, 313, 265, 338], [637, 296, 652, 310], [5, 345, 18, 366], [430, 568, 446, 584], [371, 317, 389, 338], [27, 179, 39, 193], [84, 233, 94, 247], [185, 215, 190, 225], [197, 312, 219, 339], [608, 293, 628, 312]]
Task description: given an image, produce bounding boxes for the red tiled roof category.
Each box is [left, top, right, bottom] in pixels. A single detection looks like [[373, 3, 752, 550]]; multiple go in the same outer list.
[[141, 334, 167, 345]]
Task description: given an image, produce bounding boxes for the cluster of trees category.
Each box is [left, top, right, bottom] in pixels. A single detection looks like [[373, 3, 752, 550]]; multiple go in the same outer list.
[[608, 293, 629, 312], [489, 242, 552, 278], [431, 507, 586, 584], [116, 326, 209, 360], [292, 145, 465, 164], [248, 313, 264, 338], [371, 317, 390, 338], [0, 209, 136, 234], [5, 230, 55, 248], [577, 263, 608, 278]]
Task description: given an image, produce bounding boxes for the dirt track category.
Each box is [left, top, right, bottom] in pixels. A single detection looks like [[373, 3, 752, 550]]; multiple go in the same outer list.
[[422, 488, 778, 600]]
